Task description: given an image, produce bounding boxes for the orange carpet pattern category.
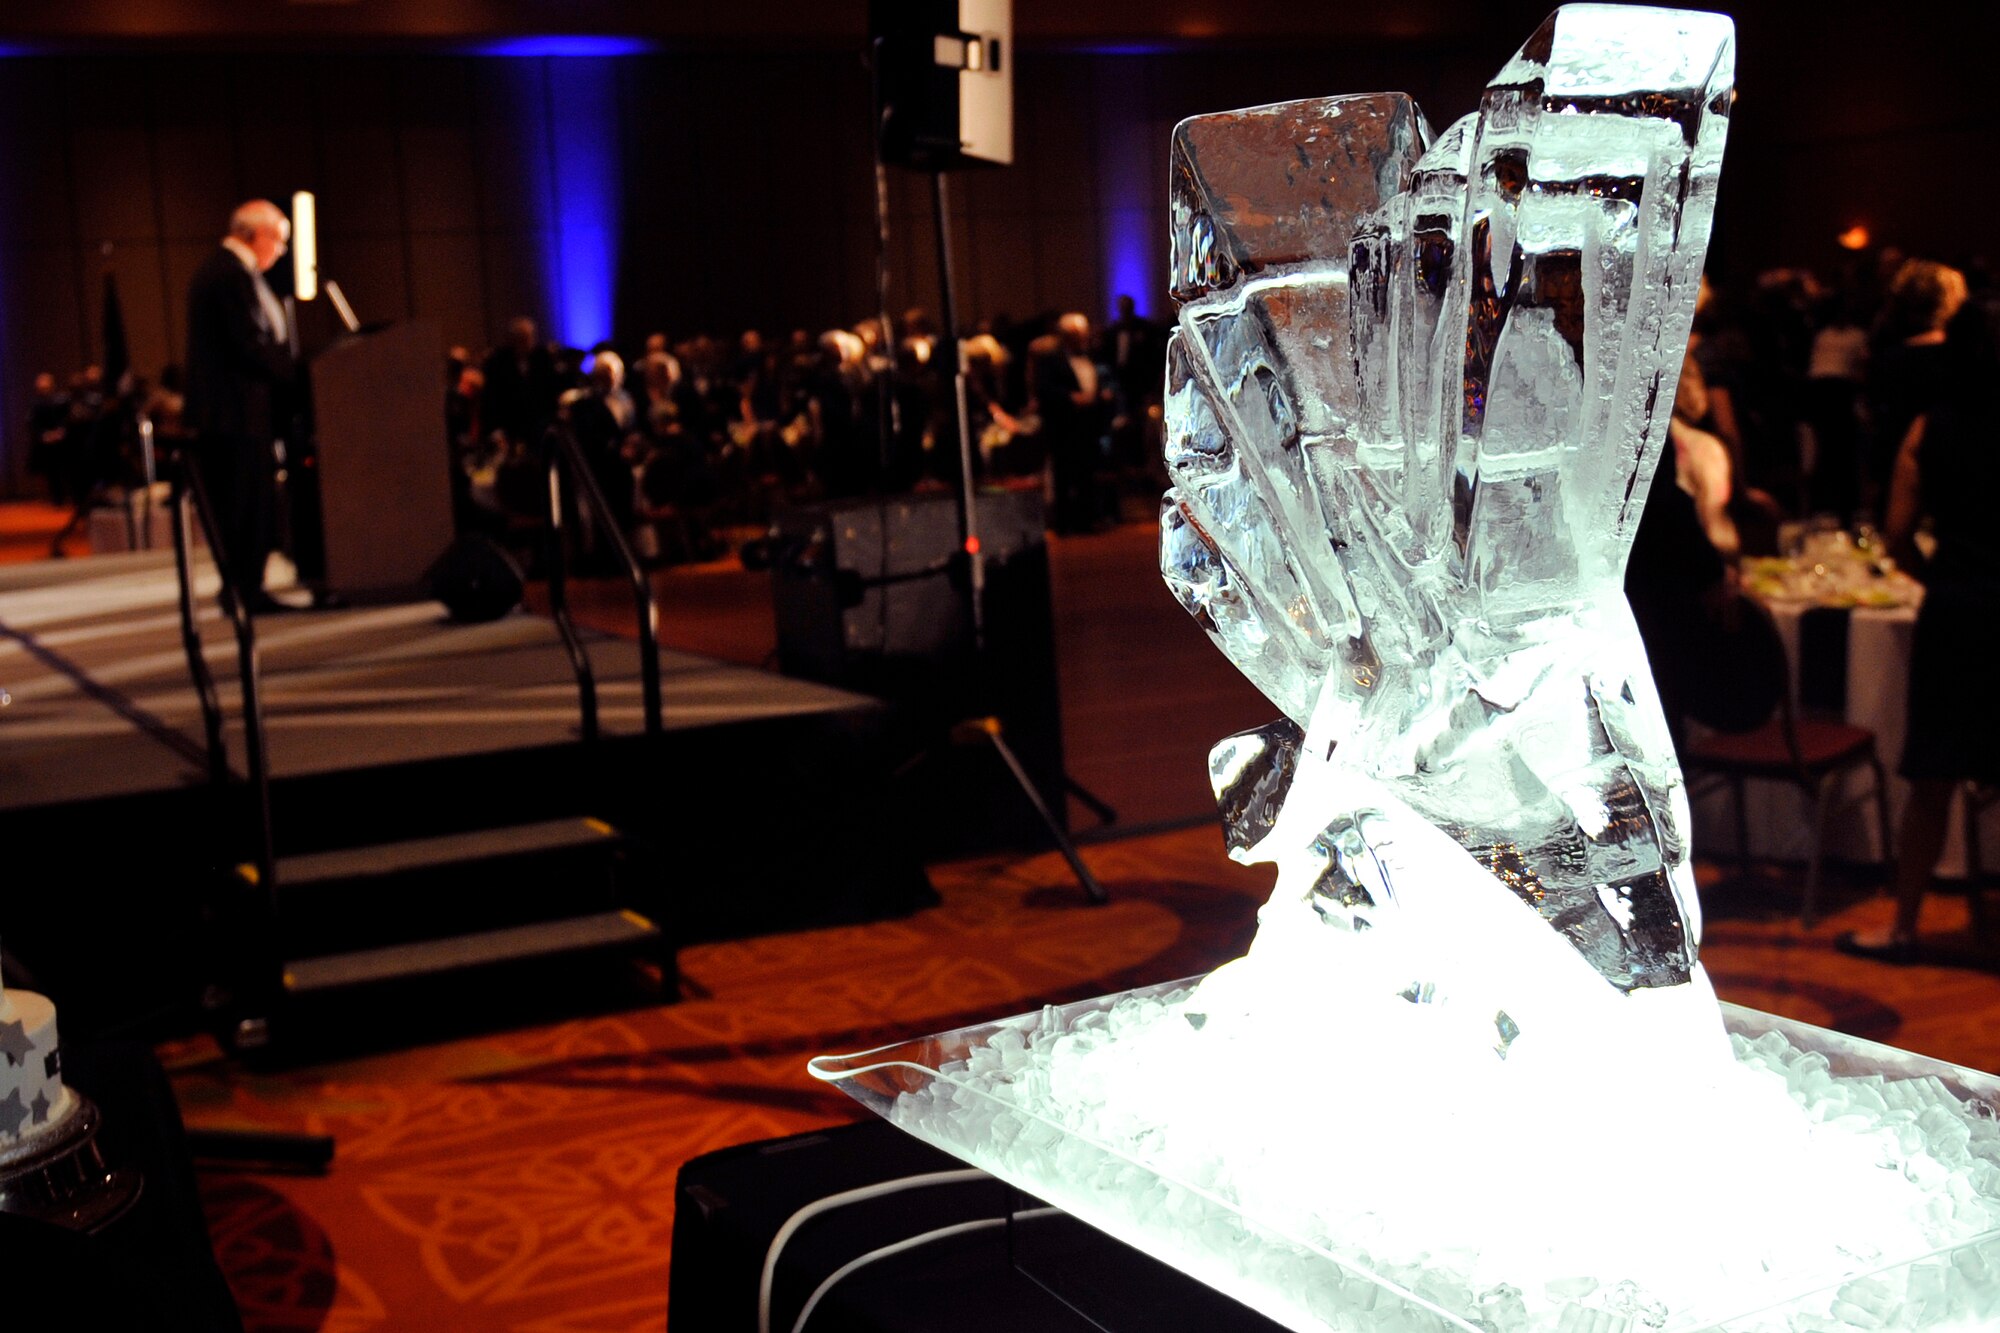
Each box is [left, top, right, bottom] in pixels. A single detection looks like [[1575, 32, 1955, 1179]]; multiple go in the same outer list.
[[173, 832, 1275, 1332]]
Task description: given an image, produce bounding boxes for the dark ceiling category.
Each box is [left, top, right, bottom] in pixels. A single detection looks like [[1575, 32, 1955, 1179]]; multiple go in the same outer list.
[[0, 0, 1671, 51]]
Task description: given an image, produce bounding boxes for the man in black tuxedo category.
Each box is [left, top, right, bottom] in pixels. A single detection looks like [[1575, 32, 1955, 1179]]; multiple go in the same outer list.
[[479, 315, 561, 449], [1033, 312, 1110, 534], [184, 199, 296, 612]]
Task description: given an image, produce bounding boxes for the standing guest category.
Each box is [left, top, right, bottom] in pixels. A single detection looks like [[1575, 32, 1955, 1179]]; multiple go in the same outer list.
[[45, 368, 106, 557], [445, 365, 489, 532], [146, 364, 188, 444], [637, 335, 682, 422], [809, 329, 873, 498], [1802, 290, 1871, 519], [184, 200, 297, 611], [446, 366, 484, 459], [563, 350, 635, 468], [480, 316, 561, 448], [1864, 259, 1966, 519], [1034, 312, 1110, 534], [559, 351, 638, 559], [671, 335, 731, 451], [639, 333, 682, 398], [886, 334, 941, 492], [636, 351, 682, 441], [1103, 295, 1164, 473], [1676, 276, 1746, 482], [1838, 289, 1999, 964], [1733, 269, 1819, 500], [962, 333, 1022, 461], [25, 373, 69, 505], [1624, 417, 1736, 750]]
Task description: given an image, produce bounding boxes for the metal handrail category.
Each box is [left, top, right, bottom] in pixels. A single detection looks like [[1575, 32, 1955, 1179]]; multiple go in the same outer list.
[[168, 460, 275, 894], [543, 438, 600, 743], [170, 476, 229, 786], [542, 424, 664, 740]]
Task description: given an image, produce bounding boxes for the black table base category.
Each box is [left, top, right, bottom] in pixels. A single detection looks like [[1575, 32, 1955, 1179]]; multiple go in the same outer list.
[[669, 1118, 1285, 1333]]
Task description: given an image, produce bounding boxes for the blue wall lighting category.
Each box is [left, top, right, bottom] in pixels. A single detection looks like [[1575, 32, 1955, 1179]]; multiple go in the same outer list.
[[541, 58, 623, 350], [469, 36, 653, 58], [1104, 217, 1158, 321]]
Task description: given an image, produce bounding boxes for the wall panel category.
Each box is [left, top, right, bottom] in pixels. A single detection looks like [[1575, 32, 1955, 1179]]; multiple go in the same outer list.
[[231, 64, 320, 207], [479, 231, 551, 343], [313, 65, 404, 242], [397, 60, 480, 236], [97, 241, 172, 382], [4, 243, 89, 387], [161, 239, 219, 368], [317, 234, 409, 329], [406, 232, 488, 355]]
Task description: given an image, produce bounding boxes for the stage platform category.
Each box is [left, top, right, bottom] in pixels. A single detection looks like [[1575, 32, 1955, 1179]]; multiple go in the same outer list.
[[0, 551, 936, 1031], [0, 549, 874, 808]]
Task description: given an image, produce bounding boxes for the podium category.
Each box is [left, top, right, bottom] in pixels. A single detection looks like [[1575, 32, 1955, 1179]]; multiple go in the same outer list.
[[304, 319, 453, 599]]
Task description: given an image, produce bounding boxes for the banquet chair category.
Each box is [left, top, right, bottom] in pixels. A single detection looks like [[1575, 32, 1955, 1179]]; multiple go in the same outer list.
[[1681, 593, 1895, 927]]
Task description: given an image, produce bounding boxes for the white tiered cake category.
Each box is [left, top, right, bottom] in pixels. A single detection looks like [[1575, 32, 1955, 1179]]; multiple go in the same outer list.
[[0, 964, 75, 1149], [0, 945, 141, 1233]]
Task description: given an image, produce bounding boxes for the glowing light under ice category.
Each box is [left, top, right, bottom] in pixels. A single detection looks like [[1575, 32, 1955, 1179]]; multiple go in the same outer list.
[[817, 988, 2000, 1331]]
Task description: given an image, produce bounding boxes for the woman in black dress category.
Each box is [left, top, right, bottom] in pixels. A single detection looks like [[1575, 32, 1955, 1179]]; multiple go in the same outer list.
[[1838, 282, 2000, 962]]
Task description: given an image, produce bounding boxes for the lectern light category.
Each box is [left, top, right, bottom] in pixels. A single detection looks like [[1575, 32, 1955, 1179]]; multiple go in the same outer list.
[[291, 190, 317, 302]]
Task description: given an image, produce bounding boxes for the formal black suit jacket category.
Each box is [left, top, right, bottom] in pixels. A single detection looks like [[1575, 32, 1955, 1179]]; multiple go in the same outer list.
[[183, 246, 295, 444], [480, 343, 561, 446], [1031, 349, 1105, 452]]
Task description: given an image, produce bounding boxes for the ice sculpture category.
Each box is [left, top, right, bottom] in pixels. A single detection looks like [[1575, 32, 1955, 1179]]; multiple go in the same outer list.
[[813, 10, 2000, 1331], [1158, 2, 1734, 1080]]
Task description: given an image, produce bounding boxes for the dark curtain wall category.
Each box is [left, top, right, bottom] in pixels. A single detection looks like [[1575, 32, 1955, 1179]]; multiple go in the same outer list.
[[0, 29, 1985, 490]]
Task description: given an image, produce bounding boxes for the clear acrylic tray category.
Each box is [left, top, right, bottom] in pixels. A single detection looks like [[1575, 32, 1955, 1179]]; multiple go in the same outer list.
[[810, 979, 2000, 1332]]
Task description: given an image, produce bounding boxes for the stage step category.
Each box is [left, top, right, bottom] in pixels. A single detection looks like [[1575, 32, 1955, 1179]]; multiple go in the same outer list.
[[265, 815, 654, 962], [277, 816, 619, 886], [231, 813, 679, 1038], [283, 909, 661, 995]]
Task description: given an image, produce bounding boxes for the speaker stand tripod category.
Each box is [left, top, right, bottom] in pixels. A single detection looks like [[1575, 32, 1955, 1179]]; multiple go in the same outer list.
[[947, 717, 1111, 903], [925, 171, 1114, 905]]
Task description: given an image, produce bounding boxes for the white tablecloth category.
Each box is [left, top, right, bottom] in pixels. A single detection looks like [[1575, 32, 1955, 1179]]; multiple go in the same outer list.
[[1687, 598, 1994, 875]]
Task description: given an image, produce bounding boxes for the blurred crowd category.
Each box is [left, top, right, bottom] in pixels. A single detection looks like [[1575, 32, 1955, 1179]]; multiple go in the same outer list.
[[18, 246, 1995, 578], [23, 363, 189, 553], [443, 298, 1169, 568], [1654, 250, 1998, 559]]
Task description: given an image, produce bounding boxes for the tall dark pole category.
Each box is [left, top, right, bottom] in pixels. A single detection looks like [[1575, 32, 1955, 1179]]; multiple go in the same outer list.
[[930, 172, 985, 651], [871, 38, 899, 481]]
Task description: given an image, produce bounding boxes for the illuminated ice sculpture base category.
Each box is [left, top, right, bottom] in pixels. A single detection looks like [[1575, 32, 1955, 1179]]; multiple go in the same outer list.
[[811, 984, 2000, 1332]]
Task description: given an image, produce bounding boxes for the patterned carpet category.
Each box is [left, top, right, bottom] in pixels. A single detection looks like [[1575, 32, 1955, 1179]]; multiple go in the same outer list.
[[170, 830, 1275, 1333]]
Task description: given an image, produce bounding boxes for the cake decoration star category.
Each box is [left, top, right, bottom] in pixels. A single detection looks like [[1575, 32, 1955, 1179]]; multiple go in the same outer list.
[[29, 1090, 49, 1125], [0, 1019, 31, 1067], [0, 1088, 26, 1137], [45, 1049, 61, 1080]]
